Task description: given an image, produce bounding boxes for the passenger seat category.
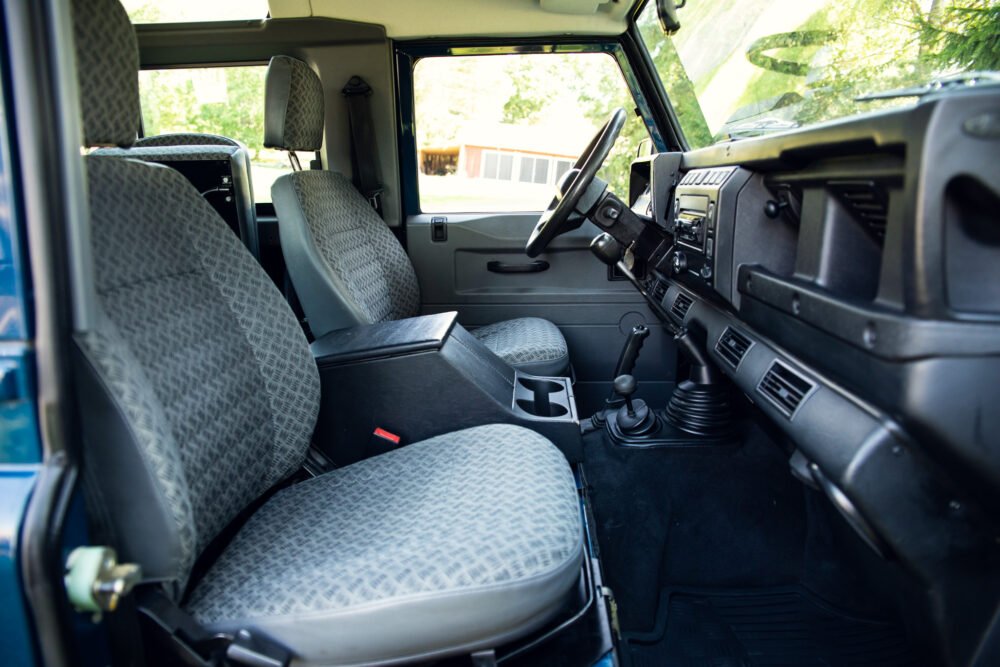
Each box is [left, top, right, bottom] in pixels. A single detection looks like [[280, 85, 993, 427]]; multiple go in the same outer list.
[[265, 56, 571, 377]]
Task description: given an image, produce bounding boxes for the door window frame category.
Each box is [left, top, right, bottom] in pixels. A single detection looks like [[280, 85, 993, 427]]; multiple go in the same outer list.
[[394, 40, 673, 217]]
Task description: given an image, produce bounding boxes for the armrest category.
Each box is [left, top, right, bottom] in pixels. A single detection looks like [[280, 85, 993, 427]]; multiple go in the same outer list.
[[311, 312, 458, 367]]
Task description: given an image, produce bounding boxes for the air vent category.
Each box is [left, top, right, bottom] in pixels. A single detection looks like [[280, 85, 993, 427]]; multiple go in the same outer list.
[[671, 292, 694, 320], [757, 361, 815, 418], [829, 181, 889, 245], [716, 327, 753, 369]]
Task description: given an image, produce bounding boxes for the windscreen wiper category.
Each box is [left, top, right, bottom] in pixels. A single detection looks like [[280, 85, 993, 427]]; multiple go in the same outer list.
[[855, 71, 1000, 101]]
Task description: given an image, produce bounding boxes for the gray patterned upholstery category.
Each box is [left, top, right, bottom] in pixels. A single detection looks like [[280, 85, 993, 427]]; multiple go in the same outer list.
[[77, 156, 319, 589], [136, 133, 239, 147], [264, 56, 325, 152], [279, 171, 421, 328], [186, 424, 583, 664], [473, 317, 570, 377], [71, 0, 139, 147]]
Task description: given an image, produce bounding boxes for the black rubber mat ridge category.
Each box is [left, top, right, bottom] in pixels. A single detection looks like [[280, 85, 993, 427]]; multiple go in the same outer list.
[[621, 586, 925, 667]]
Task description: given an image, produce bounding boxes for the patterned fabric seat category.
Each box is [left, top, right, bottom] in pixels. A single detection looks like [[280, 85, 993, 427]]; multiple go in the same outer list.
[[266, 55, 570, 377], [70, 1, 583, 664], [185, 426, 582, 664]]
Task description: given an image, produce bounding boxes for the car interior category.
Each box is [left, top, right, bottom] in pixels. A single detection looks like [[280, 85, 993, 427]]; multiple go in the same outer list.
[[7, 0, 999, 666]]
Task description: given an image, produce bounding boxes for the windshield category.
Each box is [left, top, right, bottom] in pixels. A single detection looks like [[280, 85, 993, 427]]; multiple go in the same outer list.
[[636, 0, 1000, 147]]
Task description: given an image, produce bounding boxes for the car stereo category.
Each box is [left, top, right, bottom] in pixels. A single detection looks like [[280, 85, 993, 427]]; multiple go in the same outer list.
[[665, 169, 733, 283]]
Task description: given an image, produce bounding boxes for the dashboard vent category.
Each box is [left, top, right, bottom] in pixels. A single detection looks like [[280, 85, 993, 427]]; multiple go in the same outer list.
[[716, 327, 753, 369], [671, 292, 694, 320], [830, 181, 889, 244], [758, 361, 815, 418]]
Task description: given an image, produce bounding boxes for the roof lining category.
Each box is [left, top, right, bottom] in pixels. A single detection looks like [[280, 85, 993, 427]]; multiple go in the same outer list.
[[267, 0, 635, 39]]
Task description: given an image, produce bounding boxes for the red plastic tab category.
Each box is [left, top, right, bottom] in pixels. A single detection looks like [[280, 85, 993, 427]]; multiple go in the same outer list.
[[373, 427, 401, 445]]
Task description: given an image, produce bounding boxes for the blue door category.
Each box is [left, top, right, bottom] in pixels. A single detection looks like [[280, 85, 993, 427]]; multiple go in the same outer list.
[[0, 47, 44, 664]]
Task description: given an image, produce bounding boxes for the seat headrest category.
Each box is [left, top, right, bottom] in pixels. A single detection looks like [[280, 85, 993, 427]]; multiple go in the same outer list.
[[264, 56, 325, 153], [71, 0, 140, 148]]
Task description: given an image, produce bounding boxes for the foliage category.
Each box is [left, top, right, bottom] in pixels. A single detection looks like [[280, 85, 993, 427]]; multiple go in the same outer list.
[[140, 67, 268, 157], [913, 0, 1000, 71], [665, 0, 1000, 141], [636, 10, 713, 148]]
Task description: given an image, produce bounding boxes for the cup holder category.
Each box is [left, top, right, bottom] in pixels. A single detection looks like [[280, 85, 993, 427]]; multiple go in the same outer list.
[[512, 374, 574, 420], [517, 378, 564, 394], [516, 398, 569, 418]]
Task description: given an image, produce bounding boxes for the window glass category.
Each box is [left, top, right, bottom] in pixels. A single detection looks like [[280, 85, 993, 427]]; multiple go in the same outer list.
[[636, 0, 999, 148], [137, 66, 293, 203], [121, 0, 268, 23], [414, 53, 648, 212]]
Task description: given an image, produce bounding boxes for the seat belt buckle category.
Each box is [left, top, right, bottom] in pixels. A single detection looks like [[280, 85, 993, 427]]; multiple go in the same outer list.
[[367, 187, 384, 212]]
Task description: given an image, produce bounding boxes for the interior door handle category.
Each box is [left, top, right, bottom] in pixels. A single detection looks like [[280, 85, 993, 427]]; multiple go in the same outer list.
[[487, 260, 550, 274]]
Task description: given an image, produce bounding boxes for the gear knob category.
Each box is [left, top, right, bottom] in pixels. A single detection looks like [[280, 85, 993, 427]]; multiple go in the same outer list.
[[613, 374, 637, 398]]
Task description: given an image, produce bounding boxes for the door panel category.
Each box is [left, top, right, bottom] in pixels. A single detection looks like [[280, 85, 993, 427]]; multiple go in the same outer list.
[[408, 213, 676, 414]]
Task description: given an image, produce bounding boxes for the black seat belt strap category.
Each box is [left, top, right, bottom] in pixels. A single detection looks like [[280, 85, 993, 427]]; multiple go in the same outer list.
[[342, 75, 384, 217]]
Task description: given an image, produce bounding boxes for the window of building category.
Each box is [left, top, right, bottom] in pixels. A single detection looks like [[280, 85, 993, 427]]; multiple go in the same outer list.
[[414, 52, 648, 212], [137, 66, 294, 203]]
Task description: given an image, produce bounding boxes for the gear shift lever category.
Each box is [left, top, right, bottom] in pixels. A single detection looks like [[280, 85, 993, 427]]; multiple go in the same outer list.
[[614, 375, 638, 415], [611, 374, 656, 435]]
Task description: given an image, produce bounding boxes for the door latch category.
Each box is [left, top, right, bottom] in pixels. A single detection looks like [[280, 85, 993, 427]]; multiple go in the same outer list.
[[65, 546, 142, 617], [431, 216, 447, 242]]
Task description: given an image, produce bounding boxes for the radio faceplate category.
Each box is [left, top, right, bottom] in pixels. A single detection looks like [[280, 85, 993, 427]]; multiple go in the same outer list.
[[666, 167, 740, 287]]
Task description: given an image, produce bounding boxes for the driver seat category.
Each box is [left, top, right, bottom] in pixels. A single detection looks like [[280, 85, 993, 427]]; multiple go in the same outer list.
[[266, 56, 570, 377]]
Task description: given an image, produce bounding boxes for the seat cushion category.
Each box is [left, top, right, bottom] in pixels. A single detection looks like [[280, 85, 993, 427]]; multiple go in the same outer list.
[[472, 317, 569, 377], [185, 424, 583, 665]]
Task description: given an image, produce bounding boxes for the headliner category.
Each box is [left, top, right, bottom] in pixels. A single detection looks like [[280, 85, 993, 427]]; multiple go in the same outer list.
[[268, 0, 637, 39]]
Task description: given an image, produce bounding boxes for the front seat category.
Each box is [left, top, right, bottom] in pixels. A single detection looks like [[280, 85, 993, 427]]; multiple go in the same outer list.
[[70, 1, 583, 664], [265, 55, 571, 377]]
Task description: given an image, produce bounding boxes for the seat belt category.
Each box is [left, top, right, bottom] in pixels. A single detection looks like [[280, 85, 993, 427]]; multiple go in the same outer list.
[[341, 75, 384, 217]]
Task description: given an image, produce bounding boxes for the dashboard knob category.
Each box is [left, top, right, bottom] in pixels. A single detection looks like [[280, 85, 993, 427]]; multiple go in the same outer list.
[[672, 251, 688, 274], [764, 199, 789, 218]]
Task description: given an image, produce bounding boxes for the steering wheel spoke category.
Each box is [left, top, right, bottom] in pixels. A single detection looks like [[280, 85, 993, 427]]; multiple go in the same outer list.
[[525, 108, 627, 258]]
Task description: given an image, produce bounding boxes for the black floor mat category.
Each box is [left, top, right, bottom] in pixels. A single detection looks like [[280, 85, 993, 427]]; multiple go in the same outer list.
[[621, 586, 924, 667]]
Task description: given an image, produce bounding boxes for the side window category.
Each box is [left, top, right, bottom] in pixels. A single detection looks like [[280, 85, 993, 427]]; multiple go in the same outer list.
[[413, 53, 648, 213], [137, 66, 295, 203]]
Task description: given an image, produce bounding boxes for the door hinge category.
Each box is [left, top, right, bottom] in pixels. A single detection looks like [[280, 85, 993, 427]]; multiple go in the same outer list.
[[64, 546, 142, 619]]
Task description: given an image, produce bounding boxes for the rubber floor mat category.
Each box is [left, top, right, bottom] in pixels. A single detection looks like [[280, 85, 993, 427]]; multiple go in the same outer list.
[[621, 586, 925, 667]]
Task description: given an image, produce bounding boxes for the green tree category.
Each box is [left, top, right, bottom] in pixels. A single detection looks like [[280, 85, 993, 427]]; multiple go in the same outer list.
[[637, 13, 713, 149], [914, 0, 1000, 70], [501, 61, 548, 124]]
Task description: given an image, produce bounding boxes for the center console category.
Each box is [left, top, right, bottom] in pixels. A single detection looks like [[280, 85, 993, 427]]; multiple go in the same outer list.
[[311, 312, 581, 465]]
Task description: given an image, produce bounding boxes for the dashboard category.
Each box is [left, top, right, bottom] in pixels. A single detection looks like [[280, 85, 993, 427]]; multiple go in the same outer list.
[[615, 86, 1000, 639]]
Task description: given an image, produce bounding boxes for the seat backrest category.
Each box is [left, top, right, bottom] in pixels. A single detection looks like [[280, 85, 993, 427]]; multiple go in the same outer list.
[[135, 132, 240, 147], [71, 0, 319, 597], [264, 56, 420, 337], [93, 143, 261, 258]]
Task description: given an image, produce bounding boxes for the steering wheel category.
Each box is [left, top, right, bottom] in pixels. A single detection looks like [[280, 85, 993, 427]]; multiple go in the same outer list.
[[525, 108, 627, 258]]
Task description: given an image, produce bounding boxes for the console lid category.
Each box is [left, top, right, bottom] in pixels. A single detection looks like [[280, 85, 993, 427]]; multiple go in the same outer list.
[[311, 312, 458, 367]]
